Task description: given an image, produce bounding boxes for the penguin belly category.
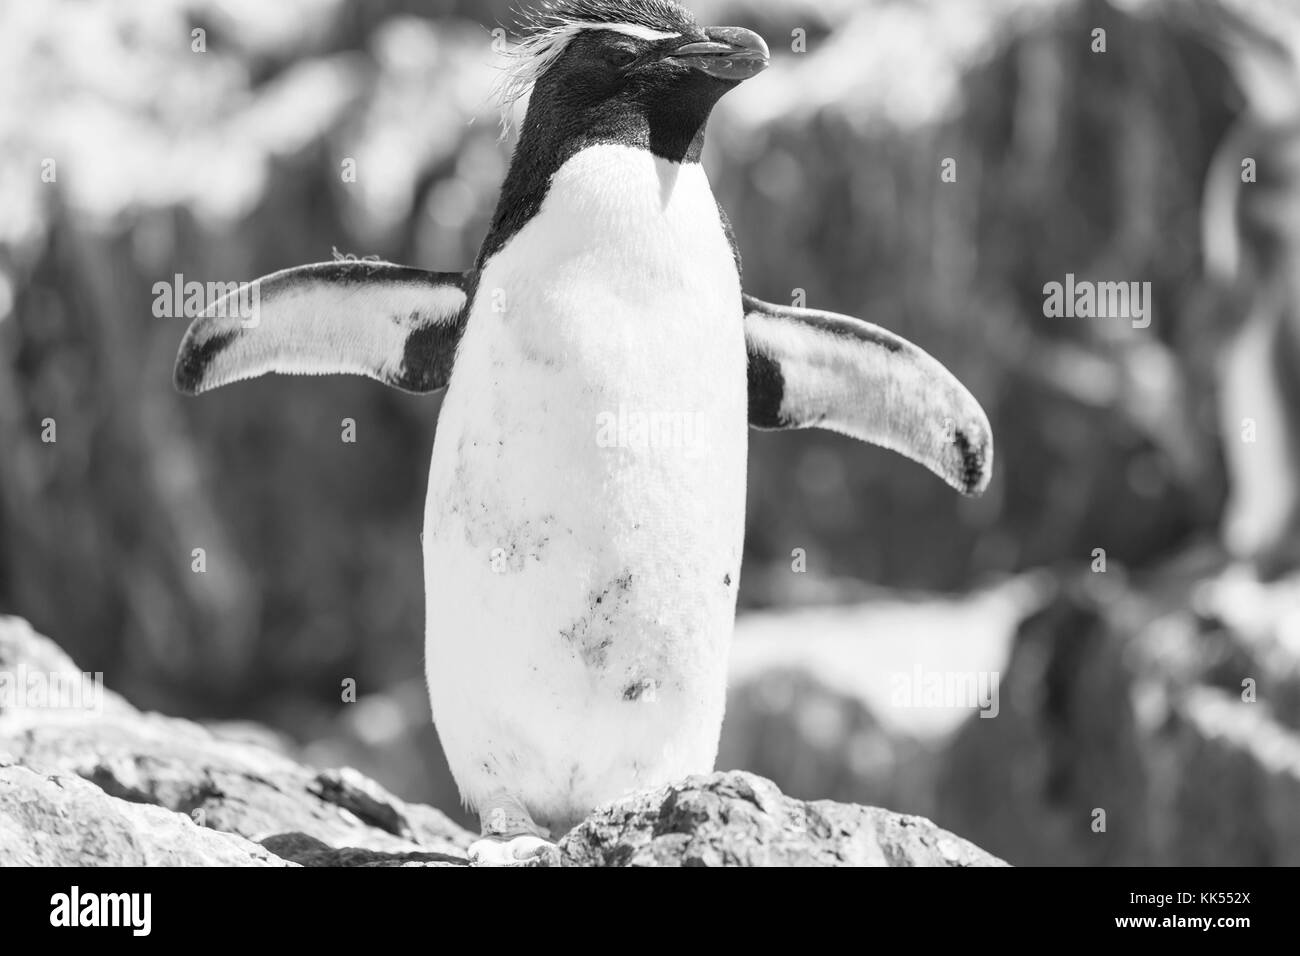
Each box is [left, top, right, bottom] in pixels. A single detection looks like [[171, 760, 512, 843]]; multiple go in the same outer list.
[[423, 144, 749, 831]]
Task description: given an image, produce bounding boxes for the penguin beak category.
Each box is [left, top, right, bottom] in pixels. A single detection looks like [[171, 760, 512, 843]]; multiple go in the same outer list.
[[663, 27, 770, 81]]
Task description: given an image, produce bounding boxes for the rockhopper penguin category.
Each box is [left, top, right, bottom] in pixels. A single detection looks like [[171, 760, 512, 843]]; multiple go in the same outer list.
[[174, 0, 994, 864]]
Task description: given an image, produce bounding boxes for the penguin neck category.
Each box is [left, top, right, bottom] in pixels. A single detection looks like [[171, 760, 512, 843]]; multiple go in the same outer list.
[[477, 91, 717, 269]]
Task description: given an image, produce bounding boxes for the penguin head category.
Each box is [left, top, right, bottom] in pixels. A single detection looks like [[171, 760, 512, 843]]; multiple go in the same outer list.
[[501, 0, 769, 160]]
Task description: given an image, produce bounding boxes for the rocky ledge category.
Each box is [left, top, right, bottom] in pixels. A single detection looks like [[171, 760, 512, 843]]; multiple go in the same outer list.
[[0, 617, 1003, 867]]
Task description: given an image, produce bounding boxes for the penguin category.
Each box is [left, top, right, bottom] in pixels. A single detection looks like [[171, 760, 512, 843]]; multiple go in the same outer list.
[[173, 0, 993, 864]]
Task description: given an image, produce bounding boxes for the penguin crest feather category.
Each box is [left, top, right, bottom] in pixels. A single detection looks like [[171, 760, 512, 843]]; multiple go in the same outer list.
[[495, 0, 695, 130]]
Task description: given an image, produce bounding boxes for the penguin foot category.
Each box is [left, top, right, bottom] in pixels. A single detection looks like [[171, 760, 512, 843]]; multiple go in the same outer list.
[[469, 791, 557, 867], [468, 834, 558, 866]]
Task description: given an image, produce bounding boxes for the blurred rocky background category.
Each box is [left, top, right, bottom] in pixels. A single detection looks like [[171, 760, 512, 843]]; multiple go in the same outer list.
[[2, 0, 1298, 865]]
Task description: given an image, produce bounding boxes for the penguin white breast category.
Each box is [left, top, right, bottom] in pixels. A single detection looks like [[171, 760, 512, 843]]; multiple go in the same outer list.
[[423, 143, 749, 829]]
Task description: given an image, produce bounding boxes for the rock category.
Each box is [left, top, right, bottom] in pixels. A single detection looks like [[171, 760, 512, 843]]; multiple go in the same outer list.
[[0, 617, 1005, 867], [0, 756, 288, 866], [258, 832, 466, 867], [546, 771, 1005, 868], [6, 705, 474, 856], [1, 615, 474, 863]]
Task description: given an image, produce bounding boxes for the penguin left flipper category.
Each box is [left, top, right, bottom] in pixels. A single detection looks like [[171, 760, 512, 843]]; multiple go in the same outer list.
[[173, 261, 468, 396], [743, 294, 994, 496]]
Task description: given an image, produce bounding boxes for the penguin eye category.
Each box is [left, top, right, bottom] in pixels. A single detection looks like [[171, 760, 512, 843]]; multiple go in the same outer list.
[[602, 42, 640, 70]]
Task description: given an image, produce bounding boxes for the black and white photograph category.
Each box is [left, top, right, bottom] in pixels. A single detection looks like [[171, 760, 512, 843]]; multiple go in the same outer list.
[[0, 0, 1292, 926]]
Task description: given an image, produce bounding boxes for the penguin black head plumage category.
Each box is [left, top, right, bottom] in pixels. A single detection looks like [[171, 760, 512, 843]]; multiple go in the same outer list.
[[501, 0, 770, 124], [482, 1, 770, 264]]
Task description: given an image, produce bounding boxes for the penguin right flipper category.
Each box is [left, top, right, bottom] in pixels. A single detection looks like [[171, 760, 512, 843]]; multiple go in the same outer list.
[[743, 294, 994, 496], [173, 261, 468, 396]]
